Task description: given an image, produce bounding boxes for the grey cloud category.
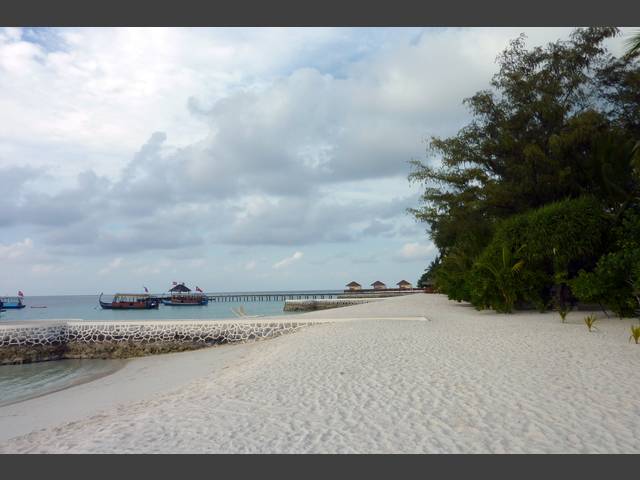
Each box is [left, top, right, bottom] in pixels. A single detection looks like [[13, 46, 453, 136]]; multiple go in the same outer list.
[[0, 167, 108, 228], [361, 219, 395, 236], [3, 29, 485, 256], [351, 255, 379, 264], [218, 193, 416, 246]]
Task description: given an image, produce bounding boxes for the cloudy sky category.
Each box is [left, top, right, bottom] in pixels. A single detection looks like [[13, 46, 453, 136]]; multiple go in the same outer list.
[[0, 27, 632, 295]]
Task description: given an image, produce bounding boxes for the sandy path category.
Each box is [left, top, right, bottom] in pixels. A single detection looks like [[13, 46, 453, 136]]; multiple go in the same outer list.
[[1, 294, 639, 453]]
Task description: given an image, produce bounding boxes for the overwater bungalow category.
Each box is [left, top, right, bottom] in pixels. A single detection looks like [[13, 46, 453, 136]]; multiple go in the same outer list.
[[371, 281, 387, 290], [396, 280, 413, 290], [345, 281, 362, 291]]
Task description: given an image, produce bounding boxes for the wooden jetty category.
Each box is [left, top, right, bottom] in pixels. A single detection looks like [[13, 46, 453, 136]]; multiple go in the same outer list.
[[149, 292, 340, 303]]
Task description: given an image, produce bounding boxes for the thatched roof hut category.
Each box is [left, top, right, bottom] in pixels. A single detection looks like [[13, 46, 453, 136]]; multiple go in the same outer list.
[[396, 280, 413, 289], [345, 281, 362, 291], [371, 280, 387, 290], [169, 283, 191, 293]]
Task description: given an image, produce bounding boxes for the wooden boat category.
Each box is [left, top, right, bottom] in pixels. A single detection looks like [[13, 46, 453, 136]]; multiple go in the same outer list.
[[0, 296, 26, 309], [162, 283, 208, 306], [161, 292, 209, 306], [99, 293, 159, 310]]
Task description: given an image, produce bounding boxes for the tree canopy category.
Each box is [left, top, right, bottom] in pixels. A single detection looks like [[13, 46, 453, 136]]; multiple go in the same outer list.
[[409, 28, 640, 315]]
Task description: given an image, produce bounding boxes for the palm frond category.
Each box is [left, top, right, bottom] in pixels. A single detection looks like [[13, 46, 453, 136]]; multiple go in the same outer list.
[[625, 30, 640, 57], [512, 259, 525, 274]]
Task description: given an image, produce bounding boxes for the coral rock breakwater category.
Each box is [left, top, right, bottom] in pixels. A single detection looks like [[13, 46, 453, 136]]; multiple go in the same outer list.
[[0, 319, 319, 364]]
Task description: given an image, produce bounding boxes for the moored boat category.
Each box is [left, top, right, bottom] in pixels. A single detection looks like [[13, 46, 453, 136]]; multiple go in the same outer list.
[[162, 292, 209, 306], [162, 282, 208, 306], [0, 296, 26, 309], [99, 293, 159, 310]]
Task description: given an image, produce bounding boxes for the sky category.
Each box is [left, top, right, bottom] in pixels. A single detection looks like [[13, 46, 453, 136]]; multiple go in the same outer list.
[[0, 27, 633, 295]]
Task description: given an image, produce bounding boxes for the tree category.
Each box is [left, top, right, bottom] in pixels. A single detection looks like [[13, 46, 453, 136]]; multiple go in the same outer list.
[[626, 30, 640, 58], [417, 255, 440, 288], [409, 28, 639, 254], [409, 28, 640, 314]]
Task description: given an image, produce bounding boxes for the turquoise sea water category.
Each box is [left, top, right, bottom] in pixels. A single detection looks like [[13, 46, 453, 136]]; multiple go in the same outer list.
[[0, 359, 127, 407], [0, 291, 340, 322]]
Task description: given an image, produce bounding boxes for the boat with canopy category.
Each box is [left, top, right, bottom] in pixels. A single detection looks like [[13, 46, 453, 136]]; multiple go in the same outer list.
[[0, 294, 26, 309], [98, 293, 159, 310], [162, 282, 208, 306]]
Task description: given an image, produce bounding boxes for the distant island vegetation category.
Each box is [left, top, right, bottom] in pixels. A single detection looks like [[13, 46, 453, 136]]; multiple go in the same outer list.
[[410, 27, 640, 317]]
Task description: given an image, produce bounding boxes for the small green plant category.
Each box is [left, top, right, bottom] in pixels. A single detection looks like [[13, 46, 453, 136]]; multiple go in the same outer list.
[[584, 315, 597, 332], [553, 273, 575, 323], [630, 325, 640, 344], [559, 306, 570, 323]]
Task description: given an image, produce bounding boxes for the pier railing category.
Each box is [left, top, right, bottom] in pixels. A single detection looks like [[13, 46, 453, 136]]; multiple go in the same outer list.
[[149, 292, 340, 303]]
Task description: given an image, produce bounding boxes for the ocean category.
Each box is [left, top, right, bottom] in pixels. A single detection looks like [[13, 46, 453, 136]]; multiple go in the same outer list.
[[0, 291, 340, 322], [0, 290, 340, 407]]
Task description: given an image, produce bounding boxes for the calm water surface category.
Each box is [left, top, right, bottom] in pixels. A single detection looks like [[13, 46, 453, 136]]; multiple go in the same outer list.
[[0, 291, 340, 322], [0, 359, 127, 407]]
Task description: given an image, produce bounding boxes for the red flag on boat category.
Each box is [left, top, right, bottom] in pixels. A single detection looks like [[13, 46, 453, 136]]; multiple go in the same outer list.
[[144, 286, 149, 293], [196, 286, 203, 293], [18, 290, 24, 297]]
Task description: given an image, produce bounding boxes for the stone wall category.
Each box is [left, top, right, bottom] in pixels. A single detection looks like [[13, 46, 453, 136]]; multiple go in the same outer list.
[[0, 320, 316, 364], [283, 298, 382, 311]]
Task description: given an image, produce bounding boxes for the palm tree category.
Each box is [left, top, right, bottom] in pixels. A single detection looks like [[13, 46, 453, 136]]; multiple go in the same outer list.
[[476, 245, 526, 313], [626, 30, 640, 57]]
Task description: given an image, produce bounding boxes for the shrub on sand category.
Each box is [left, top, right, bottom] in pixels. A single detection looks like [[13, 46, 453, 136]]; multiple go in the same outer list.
[[630, 325, 640, 344], [584, 315, 597, 332]]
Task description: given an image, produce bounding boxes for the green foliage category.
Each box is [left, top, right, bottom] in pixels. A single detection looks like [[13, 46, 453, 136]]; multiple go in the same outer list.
[[630, 325, 640, 344], [571, 208, 640, 317], [493, 196, 606, 272], [470, 245, 526, 313], [558, 306, 570, 323], [408, 28, 638, 253], [625, 30, 640, 58], [584, 315, 597, 332], [434, 245, 475, 302], [417, 256, 440, 288], [463, 197, 606, 313], [409, 28, 640, 314]]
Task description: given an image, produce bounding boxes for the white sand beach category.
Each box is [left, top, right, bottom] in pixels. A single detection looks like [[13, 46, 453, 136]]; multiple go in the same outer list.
[[1, 294, 639, 453]]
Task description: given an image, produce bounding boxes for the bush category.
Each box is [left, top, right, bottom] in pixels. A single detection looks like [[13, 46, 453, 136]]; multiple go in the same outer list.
[[570, 208, 640, 317], [435, 249, 474, 302], [465, 196, 607, 313], [435, 233, 489, 302], [584, 315, 597, 332]]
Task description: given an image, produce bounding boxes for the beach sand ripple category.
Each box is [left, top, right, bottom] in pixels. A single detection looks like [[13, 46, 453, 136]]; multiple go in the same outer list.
[[1, 294, 639, 453]]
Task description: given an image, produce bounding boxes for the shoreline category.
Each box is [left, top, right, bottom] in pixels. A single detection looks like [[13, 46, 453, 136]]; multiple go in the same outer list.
[[1, 294, 639, 453], [0, 359, 128, 408]]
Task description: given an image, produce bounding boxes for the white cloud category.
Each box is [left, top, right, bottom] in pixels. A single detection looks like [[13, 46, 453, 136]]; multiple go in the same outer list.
[[396, 242, 436, 261], [0, 237, 33, 260], [273, 251, 303, 269], [0, 27, 631, 293], [31, 263, 63, 275], [98, 257, 123, 275]]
